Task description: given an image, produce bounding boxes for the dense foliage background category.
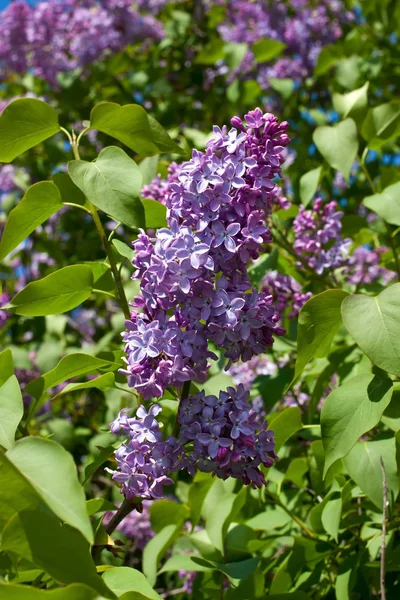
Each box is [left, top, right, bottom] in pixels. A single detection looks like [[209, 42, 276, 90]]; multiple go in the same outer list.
[[1, 1, 400, 598]]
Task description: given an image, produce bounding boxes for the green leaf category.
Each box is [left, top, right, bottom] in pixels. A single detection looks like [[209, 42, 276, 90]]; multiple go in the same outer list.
[[142, 524, 178, 586], [25, 353, 117, 399], [53, 372, 115, 398], [0, 583, 99, 599], [0, 451, 42, 530], [89, 102, 182, 155], [147, 114, 183, 154], [0, 99, 60, 162], [195, 39, 226, 64], [313, 119, 358, 180], [341, 284, 400, 376], [224, 43, 248, 71], [363, 181, 400, 226], [53, 171, 87, 206], [333, 82, 369, 122], [112, 239, 134, 261], [268, 407, 303, 452], [336, 556, 358, 600], [1, 511, 112, 597], [0, 182, 63, 261], [138, 155, 159, 185], [255, 364, 293, 413], [68, 147, 145, 228], [187, 472, 214, 527], [205, 487, 246, 554], [299, 166, 322, 207], [321, 491, 342, 542], [315, 44, 343, 76], [6, 436, 93, 543], [149, 499, 190, 534], [344, 436, 399, 509], [102, 567, 162, 600], [0, 375, 23, 449], [361, 101, 400, 149], [0, 348, 14, 386], [321, 374, 393, 476], [86, 498, 116, 516], [269, 78, 294, 100], [142, 199, 167, 229], [160, 553, 213, 574], [3, 265, 93, 316], [203, 372, 234, 396], [83, 445, 116, 483], [292, 290, 348, 385], [252, 38, 286, 62]]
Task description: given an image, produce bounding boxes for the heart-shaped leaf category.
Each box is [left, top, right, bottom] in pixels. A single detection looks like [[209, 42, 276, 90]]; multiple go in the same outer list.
[[321, 374, 393, 476], [333, 82, 369, 121], [341, 284, 400, 376], [299, 166, 322, 207], [68, 146, 145, 228], [89, 102, 182, 155], [344, 436, 399, 509], [363, 181, 400, 226], [0, 99, 60, 162], [313, 118, 358, 180], [361, 101, 400, 149], [291, 289, 349, 385]]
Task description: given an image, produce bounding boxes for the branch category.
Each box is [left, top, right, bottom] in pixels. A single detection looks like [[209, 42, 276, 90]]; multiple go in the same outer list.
[[380, 456, 388, 600]]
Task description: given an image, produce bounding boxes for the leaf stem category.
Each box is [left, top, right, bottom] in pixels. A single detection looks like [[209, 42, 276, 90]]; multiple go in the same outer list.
[[266, 490, 317, 539], [60, 126, 72, 143], [70, 134, 131, 320], [380, 456, 387, 600]]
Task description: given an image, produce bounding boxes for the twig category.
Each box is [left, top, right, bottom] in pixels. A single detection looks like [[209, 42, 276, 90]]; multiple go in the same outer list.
[[265, 490, 317, 539], [103, 497, 142, 536], [380, 456, 387, 600]]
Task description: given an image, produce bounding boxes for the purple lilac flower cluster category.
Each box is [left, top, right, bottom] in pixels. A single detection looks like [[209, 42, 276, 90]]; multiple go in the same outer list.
[[345, 246, 396, 286], [211, 0, 352, 90], [122, 109, 289, 399], [109, 385, 278, 497], [108, 404, 185, 499], [178, 384, 277, 488], [292, 198, 351, 275], [0, 0, 163, 85], [262, 271, 312, 320]]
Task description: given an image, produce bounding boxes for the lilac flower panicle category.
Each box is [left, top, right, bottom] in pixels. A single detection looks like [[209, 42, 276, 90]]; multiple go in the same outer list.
[[123, 109, 289, 399], [209, 0, 353, 92], [177, 385, 278, 488], [292, 198, 351, 275], [262, 271, 312, 319], [345, 246, 396, 286], [0, 0, 163, 85]]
